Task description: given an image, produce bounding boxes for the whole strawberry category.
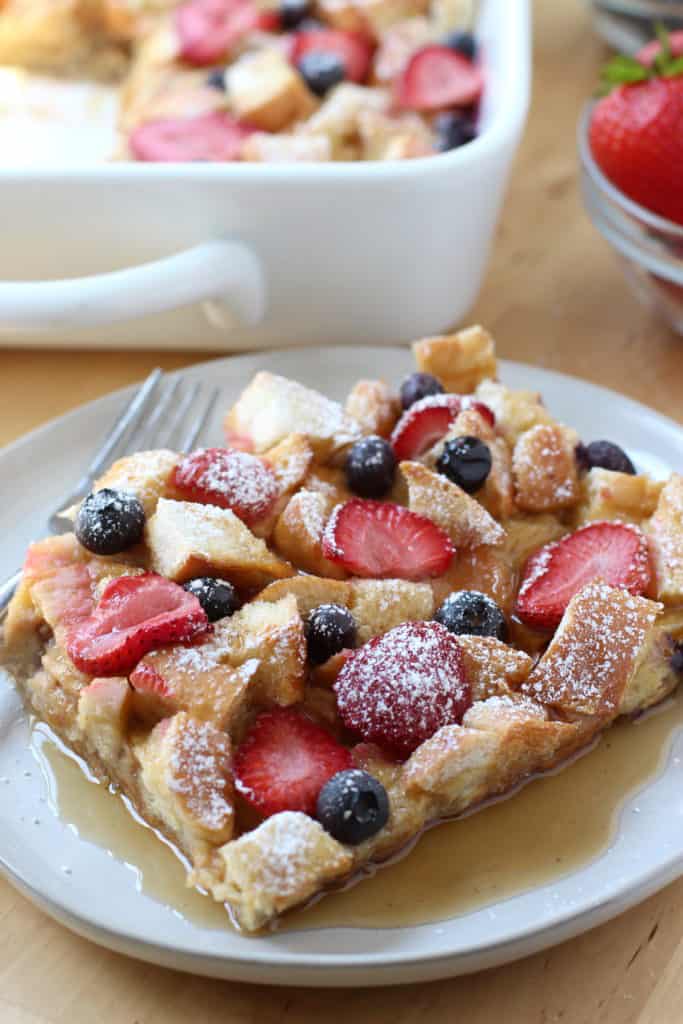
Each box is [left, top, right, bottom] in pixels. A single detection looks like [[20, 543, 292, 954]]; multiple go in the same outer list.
[[589, 31, 683, 226]]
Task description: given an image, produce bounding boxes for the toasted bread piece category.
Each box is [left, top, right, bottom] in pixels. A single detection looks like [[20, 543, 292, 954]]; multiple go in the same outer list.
[[475, 379, 555, 447], [258, 575, 352, 617], [401, 459, 504, 548], [91, 449, 179, 516], [242, 131, 332, 162], [412, 325, 497, 394], [576, 469, 663, 527], [357, 108, 433, 160], [345, 379, 400, 438], [348, 578, 434, 643], [145, 498, 293, 588], [431, 544, 515, 614], [648, 474, 683, 604], [225, 49, 317, 132], [457, 635, 533, 701], [522, 581, 662, 722], [512, 424, 580, 513], [209, 812, 353, 931], [77, 676, 132, 766], [272, 489, 348, 578], [301, 83, 390, 158], [225, 371, 361, 460], [134, 713, 235, 854], [256, 433, 315, 538]]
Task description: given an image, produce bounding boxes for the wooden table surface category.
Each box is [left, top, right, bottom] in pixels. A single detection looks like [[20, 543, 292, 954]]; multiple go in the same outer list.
[[2, 1, 683, 1020]]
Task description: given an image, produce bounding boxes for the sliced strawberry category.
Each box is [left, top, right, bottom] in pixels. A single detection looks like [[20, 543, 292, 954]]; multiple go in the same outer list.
[[637, 30, 683, 67], [515, 521, 652, 632], [390, 394, 462, 459], [172, 447, 278, 526], [322, 499, 455, 580], [233, 707, 352, 817], [395, 45, 484, 113], [66, 574, 209, 677], [462, 396, 496, 428], [175, 0, 278, 66], [130, 111, 254, 162], [334, 621, 471, 758], [290, 29, 374, 83]]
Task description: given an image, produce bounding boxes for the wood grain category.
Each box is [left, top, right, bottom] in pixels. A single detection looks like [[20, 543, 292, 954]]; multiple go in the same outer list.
[[2, 0, 683, 1019]]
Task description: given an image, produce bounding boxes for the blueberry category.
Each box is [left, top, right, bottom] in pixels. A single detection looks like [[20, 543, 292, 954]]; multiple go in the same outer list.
[[576, 440, 636, 475], [443, 29, 478, 60], [316, 769, 389, 844], [75, 488, 145, 555], [297, 51, 346, 96], [345, 435, 397, 498], [280, 0, 310, 29], [435, 590, 508, 641], [399, 371, 445, 410], [436, 435, 492, 493], [671, 642, 683, 675], [206, 67, 227, 90], [183, 577, 238, 622], [306, 604, 357, 664], [434, 111, 476, 153]]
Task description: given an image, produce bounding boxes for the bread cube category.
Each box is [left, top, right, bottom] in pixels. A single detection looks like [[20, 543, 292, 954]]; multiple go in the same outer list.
[[372, 16, 433, 82], [345, 379, 400, 437], [226, 50, 317, 132], [242, 131, 332, 162], [225, 371, 361, 460], [145, 498, 293, 589], [475, 379, 555, 447], [349, 578, 434, 643], [258, 575, 352, 618], [77, 676, 132, 768], [649, 473, 683, 604], [273, 490, 348, 578], [412, 325, 497, 394], [457, 635, 533, 701], [512, 424, 580, 513], [401, 460, 504, 548], [576, 469, 663, 526], [92, 448, 179, 516]]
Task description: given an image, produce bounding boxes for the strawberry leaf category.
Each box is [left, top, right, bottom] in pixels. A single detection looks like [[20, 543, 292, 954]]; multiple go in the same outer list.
[[600, 55, 650, 86]]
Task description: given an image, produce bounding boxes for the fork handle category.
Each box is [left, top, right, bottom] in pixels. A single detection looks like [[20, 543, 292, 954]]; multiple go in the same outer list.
[[0, 239, 266, 332], [0, 570, 21, 621]]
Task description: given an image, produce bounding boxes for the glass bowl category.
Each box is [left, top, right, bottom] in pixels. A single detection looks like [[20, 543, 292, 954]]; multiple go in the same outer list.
[[578, 103, 683, 335]]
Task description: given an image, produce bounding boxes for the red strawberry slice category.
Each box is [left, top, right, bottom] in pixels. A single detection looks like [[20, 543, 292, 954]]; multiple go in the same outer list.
[[66, 574, 209, 677], [515, 521, 652, 632], [322, 499, 455, 580], [233, 707, 353, 817], [334, 621, 471, 758], [390, 394, 462, 459], [637, 30, 683, 67], [172, 447, 278, 526], [395, 45, 484, 113], [290, 29, 374, 83], [130, 111, 254, 162], [176, 0, 278, 66]]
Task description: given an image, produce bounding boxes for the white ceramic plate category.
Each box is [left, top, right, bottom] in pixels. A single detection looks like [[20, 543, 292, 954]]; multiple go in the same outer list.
[[1, 347, 683, 988]]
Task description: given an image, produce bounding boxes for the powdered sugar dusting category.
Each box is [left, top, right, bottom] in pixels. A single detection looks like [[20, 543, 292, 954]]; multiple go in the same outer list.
[[649, 473, 683, 598], [176, 448, 278, 524], [168, 716, 233, 832]]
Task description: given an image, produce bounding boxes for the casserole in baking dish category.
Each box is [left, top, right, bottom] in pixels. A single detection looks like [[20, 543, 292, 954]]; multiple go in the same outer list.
[[0, 0, 529, 350]]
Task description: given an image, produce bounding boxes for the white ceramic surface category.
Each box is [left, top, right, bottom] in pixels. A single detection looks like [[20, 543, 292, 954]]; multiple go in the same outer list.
[[1, 347, 683, 988], [0, 0, 529, 350]]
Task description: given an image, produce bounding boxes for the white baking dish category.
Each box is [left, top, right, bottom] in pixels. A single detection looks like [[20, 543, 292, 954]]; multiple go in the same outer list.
[[0, 0, 529, 351]]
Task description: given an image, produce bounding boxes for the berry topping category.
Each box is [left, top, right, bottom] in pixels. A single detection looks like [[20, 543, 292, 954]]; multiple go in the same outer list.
[[297, 51, 346, 95], [176, 0, 277, 66], [233, 708, 353, 817], [316, 768, 389, 844], [637, 29, 683, 67], [129, 111, 254, 162], [345, 435, 397, 498], [589, 36, 683, 225], [183, 576, 239, 621], [436, 435, 492, 493], [390, 394, 462, 460], [576, 440, 636, 476], [443, 29, 478, 61], [515, 521, 652, 632], [172, 447, 278, 526], [75, 488, 145, 556], [435, 589, 508, 641], [280, 0, 310, 29], [206, 67, 227, 90], [671, 642, 683, 674], [306, 603, 357, 664], [334, 621, 471, 758], [395, 45, 484, 113], [66, 574, 209, 677], [322, 499, 455, 580], [433, 110, 477, 152], [399, 371, 444, 410], [290, 29, 373, 84]]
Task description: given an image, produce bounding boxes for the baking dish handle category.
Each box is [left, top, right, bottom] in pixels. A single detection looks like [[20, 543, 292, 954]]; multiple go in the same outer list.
[[0, 239, 266, 331]]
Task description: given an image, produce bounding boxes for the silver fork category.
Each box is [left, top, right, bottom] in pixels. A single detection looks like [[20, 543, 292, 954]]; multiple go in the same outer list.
[[0, 370, 220, 617]]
